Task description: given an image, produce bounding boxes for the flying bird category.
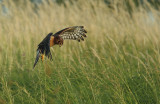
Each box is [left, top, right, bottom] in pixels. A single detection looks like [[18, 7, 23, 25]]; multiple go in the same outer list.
[[33, 26, 87, 69]]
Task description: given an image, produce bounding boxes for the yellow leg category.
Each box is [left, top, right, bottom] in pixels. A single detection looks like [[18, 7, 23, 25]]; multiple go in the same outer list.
[[41, 54, 44, 61]]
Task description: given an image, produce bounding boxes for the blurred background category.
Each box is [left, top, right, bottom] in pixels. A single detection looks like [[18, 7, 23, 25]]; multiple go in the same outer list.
[[0, 0, 160, 104]]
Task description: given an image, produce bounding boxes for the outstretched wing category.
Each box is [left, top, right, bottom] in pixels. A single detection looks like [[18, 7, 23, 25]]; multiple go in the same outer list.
[[53, 26, 87, 42]]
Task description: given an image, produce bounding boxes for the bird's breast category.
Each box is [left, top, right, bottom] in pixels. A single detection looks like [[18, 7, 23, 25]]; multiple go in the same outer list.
[[50, 36, 54, 47]]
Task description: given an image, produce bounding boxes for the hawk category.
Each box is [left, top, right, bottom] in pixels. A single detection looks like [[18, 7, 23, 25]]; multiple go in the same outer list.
[[33, 26, 87, 68]]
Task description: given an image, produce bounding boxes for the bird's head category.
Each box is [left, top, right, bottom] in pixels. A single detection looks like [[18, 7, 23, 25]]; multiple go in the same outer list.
[[54, 36, 63, 47]]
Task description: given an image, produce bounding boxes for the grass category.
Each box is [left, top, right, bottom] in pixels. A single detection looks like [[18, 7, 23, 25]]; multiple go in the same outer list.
[[0, 0, 160, 103]]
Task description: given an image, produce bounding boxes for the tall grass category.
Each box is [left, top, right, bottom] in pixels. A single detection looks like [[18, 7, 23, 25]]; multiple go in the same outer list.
[[0, 0, 160, 103]]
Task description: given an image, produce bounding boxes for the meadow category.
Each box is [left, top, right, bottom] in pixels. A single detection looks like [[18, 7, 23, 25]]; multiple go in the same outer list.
[[0, 0, 160, 103]]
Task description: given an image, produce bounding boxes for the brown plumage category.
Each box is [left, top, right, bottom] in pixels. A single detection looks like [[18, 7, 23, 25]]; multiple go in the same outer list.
[[33, 26, 87, 69]]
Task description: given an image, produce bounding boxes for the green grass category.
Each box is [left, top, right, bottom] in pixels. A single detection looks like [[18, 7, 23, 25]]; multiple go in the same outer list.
[[0, 0, 160, 104]]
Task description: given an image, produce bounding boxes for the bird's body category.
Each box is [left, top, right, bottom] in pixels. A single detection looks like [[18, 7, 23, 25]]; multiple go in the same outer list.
[[50, 36, 55, 47], [33, 26, 87, 68]]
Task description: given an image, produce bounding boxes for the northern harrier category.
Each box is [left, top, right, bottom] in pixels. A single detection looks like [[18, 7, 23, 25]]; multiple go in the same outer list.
[[33, 26, 87, 68]]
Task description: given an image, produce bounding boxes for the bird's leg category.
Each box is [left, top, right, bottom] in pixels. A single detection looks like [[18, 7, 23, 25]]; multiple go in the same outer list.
[[41, 54, 44, 62]]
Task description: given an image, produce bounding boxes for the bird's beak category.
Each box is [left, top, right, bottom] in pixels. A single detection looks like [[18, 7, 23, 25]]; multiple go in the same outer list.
[[59, 43, 62, 47]]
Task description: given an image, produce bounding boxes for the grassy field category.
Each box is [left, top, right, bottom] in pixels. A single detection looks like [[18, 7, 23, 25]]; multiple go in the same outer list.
[[0, 0, 160, 104]]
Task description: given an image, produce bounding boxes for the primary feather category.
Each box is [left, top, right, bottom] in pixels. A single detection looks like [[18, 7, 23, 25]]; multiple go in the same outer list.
[[33, 49, 40, 69], [54, 26, 87, 42]]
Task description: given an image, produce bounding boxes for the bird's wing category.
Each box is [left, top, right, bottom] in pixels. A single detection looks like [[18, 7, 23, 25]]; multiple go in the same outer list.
[[33, 33, 53, 69], [38, 33, 53, 56], [33, 49, 40, 69], [53, 26, 87, 42]]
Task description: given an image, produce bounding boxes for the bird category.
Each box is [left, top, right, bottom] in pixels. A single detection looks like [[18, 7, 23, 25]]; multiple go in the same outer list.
[[33, 26, 87, 69]]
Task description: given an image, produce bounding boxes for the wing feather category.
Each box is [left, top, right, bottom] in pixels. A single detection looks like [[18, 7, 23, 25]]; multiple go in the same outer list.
[[53, 26, 87, 42], [38, 33, 53, 57]]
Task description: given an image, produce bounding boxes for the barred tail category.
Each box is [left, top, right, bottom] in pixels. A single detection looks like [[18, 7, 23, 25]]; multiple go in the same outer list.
[[33, 49, 40, 69]]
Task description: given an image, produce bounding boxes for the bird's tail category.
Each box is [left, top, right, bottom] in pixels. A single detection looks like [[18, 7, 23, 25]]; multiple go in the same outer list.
[[33, 49, 41, 69]]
